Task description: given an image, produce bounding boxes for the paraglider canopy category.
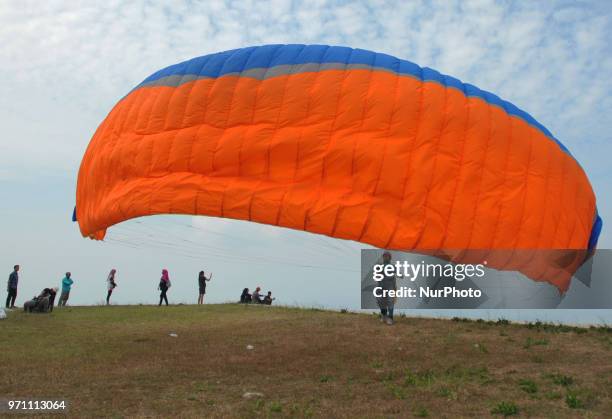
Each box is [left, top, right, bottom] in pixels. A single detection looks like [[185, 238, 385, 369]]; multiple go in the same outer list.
[[75, 44, 601, 291]]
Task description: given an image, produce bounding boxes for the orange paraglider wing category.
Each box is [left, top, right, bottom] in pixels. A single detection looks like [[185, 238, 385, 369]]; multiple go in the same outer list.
[[76, 44, 601, 291]]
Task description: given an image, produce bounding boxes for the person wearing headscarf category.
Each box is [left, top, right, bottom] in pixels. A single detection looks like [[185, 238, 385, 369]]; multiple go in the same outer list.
[[240, 288, 251, 303], [158, 269, 171, 306]]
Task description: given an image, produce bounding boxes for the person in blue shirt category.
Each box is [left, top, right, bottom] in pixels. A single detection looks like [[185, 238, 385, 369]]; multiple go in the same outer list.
[[58, 272, 74, 307], [6, 265, 19, 308]]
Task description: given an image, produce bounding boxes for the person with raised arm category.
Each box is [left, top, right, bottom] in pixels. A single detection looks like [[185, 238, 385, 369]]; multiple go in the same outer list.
[[197, 270, 212, 304]]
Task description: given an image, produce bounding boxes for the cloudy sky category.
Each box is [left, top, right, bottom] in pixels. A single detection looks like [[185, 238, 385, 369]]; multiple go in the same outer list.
[[1, 1, 611, 323]]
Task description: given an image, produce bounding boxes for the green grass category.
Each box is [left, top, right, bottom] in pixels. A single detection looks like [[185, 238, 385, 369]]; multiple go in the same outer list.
[[1, 304, 611, 417], [518, 379, 538, 394], [523, 337, 549, 349], [547, 373, 575, 387], [565, 391, 585, 409], [414, 406, 429, 417], [491, 401, 519, 416]]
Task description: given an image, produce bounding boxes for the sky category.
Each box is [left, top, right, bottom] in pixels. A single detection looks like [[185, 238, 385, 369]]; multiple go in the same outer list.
[[1, 0, 611, 324]]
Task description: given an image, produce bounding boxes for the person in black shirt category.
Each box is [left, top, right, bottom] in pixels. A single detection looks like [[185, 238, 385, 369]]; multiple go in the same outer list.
[[263, 291, 275, 305], [240, 288, 252, 303], [45, 287, 57, 312], [197, 271, 212, 304], [377, 251, 397, 325], [106, 269, 117, 305]]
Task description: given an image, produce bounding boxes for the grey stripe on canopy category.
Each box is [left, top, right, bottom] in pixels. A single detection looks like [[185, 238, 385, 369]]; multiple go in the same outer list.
[[137, 62, 400, 89]]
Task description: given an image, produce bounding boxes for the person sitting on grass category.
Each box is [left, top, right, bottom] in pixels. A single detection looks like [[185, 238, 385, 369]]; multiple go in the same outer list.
[[263, 291, 275, 305], [23, 294, 43, 312], [240, 288, 251, 303], [24, 288, 56, 313], [252, 287, 263, 304]]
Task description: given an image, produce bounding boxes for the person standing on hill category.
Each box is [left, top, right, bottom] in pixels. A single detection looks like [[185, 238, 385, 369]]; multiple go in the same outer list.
[[58, 272, 74, 307], [106, 269, 117, 305], [6, 265, 19, 309], [158, 269, 171, 306], [197, 270, 212, 305], [377, 251, 397, 325]]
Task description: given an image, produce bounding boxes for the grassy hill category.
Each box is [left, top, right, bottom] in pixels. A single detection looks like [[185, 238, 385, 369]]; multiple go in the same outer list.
[[1, 305, 611, 418]]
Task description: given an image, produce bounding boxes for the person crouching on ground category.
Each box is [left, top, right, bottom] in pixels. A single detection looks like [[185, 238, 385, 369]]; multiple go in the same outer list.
[[377, 251, 397, 325], [24, 297, 43, 312], [197, 270, 212, 305], [58, 272, 74, 307], [106, 269, 117, 305], [263, 291, 275, 305], [47, 287, 57, 312], [24, 287, 57, 313], [158, 269, 171, 306]]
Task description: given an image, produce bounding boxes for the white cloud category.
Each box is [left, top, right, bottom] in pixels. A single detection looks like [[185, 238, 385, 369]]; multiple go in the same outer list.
[[0, 0, 610, 243]]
